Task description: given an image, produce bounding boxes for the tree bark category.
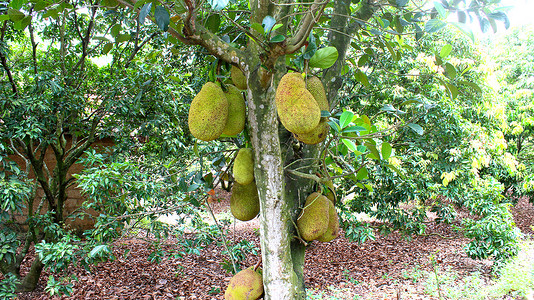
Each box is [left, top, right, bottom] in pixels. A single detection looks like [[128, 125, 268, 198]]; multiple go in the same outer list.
[[17, 256, 44, 292]]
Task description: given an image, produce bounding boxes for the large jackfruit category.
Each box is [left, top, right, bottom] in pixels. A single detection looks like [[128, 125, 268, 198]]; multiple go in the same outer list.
[[231, 65, 248, 90], [233, 148, 254, 185], [317, 199, 339, 242], [297, 192, 330, 241], [275, 73, 321, 134], [222, 84, 246, 136], [224, 268, 263, 300], [306, 76, 329, 111], [230, 181, 260, 221], [294, 119, 329, 145], [187, 82, 228, 141]]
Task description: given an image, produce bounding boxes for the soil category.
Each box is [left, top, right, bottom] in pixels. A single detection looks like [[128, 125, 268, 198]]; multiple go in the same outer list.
[[12, 192, 534, 300]]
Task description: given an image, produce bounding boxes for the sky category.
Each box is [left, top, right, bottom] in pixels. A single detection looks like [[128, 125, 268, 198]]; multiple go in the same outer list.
[[503, 0, 534, 27]]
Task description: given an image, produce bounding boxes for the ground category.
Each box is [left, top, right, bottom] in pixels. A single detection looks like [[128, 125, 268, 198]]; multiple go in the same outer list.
[[13, 192, 534, 300]]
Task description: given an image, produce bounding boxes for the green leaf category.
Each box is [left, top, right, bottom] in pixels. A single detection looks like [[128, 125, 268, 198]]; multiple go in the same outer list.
[[7, 9, 25, 22], [343, 126, 367, 133], [89, 245, 109, 258], [445, 83, 458, 99], [9, 0, 23, 10], [206, 14, 220, 33], [425, 19, 447, 33], [407, 123, 424, 135], [14, 15, 31, 30], [138, 3, 151, 24], [339, 111, 354, 129], [271, 24, 283, 32], [355, 69, 370, 88], [154, 6, 170, 31], [115, 33, 131, 43], [444, 63, 456, 79], [358, 54, 369, 67], [450, 21, 474, 42], [270, 35, 285, 43], [356, 167, 368, 180], [309, 46, 338, 69], [365, 143, 381, 160], [250, 23, 264, 35], [320, 110, 331, 117], [110, 24, 121, 38], [396, 0, 408, 7], [386, 164, 404, 178], [342, 139, 357, 152], [94, 36, 110, 42], [102, 43, 113, 54], [433, 1, 447, 18], [440, 44, 452, 58], [384, 40, 398, 61], [381, 142, 392, 160], [459, 80, 482, 93]]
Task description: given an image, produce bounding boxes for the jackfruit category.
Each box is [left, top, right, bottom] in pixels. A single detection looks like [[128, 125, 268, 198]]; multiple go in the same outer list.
[[224, 268, 263, 300], [306, 76, 329, 111], [187, 82, 228, 141], [233, 148, 254, 185], [297, 192, 330, 241], [230, 181, 260, 221], [294, 119, 329, 145], [231, 65, 248, 90], [275, 73, 321, 134], [317, 200, 339, 242], [222, 84, 246, 136]]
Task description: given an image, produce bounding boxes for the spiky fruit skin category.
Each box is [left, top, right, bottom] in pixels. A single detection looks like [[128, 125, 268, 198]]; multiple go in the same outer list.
[[317, 200, 340, 242], [188, 82, 228, 141], [294, 119, 329, 145], [306, 76, 329, 111], [231, 65, 248, 90], [222, 84, 246, 136], [230, 181, 260, 221], [297, 192, 330, 241], [275, 73, 321, 134], [224, 268, 263, 300], [233, 148, 254, 185]]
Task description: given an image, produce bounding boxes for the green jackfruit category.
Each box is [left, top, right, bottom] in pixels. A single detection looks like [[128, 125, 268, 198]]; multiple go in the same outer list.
[[231, 65, 248, 90], [222, 84, 246, 136], [233, 148, 254, 185], [275, 73, 321, 134], [317, 200, 339, 242], [224, 268, 263, 300], [297, 192, 330, 241], [230, 181, 260, 221], [294, 119, 329, 145], [187, 82, 228, 141], [306, 76, 329, 111]]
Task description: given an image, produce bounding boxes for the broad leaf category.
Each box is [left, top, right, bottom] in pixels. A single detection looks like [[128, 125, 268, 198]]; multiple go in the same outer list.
[[309, 46, 338, 69], [270, 35, 285, 43], [342, 139, 357, 152], [138, 3, 151, 24], [425, 19, 447, 33], [381, 142, 392, 160], [407, 123, 424, 135], [433, 1, 447, 18], [154, 6, 170, 31], [339, 111, 354, 129], [440, 44, 452, 58]]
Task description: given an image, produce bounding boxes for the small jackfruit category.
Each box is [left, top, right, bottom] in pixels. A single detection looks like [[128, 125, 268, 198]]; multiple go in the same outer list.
[[222, 84, 246, 136], [275, 73, 321, 134], [297, 192, 330, 241], [230, 181, 260, 221], [231, 65, 248, 90], [317, 200, 339, 242], [294, 119, 329, 145], [306, 76, 329, 111], [224, 268, 263, 300], [233, 148, 254, 185], [187, 82, 228, 141]]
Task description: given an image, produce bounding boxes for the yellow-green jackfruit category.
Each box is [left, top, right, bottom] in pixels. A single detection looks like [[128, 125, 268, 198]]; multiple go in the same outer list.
[[294, 119, 329, 145], [297, 192, 330, 241], [230, 181, 260, 221], [187, 82, 228, 141], [233, 148, 254, 185], [317, 200, 339, 242], [224, 268, 263, 300], [231, 65, 248, 90], [275, 73, 321, 134], [306, 76, 329, 111], [222, 84, 246, 136]]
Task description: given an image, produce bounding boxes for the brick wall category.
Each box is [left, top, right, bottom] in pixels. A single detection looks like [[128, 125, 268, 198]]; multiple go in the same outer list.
[[8, 136, 115, 232]]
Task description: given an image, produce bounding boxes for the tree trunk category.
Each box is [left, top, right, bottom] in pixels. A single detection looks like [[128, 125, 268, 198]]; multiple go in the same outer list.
[[17, 256, 44, 292], [246, 56, 307, 299]]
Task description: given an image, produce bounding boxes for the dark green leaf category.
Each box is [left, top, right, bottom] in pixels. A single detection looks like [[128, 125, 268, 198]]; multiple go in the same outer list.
[[102, 43, 113, 54], [250, 23, 264, 35], [154, 6, 170, 31], [270, 35, 285, 43], [320, 110, 331, 117], [396, 0, 408, 7], [115, 34, 131, 43], [444, 63, 456, 79], [110, 24, 121, 37], [138, 3, 151, 24], [7, 9, 24, 21], [358, 54, 369, 67], [343, 126, 367, 133], [206, 14, 220, 33], [356, 167, 368, 180], [355, 69, 370, 88]]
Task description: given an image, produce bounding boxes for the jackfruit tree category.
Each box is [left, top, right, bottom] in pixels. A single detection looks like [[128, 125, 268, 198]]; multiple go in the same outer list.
[[1, 0, 520, 298], [113, 0, 511, 298]]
